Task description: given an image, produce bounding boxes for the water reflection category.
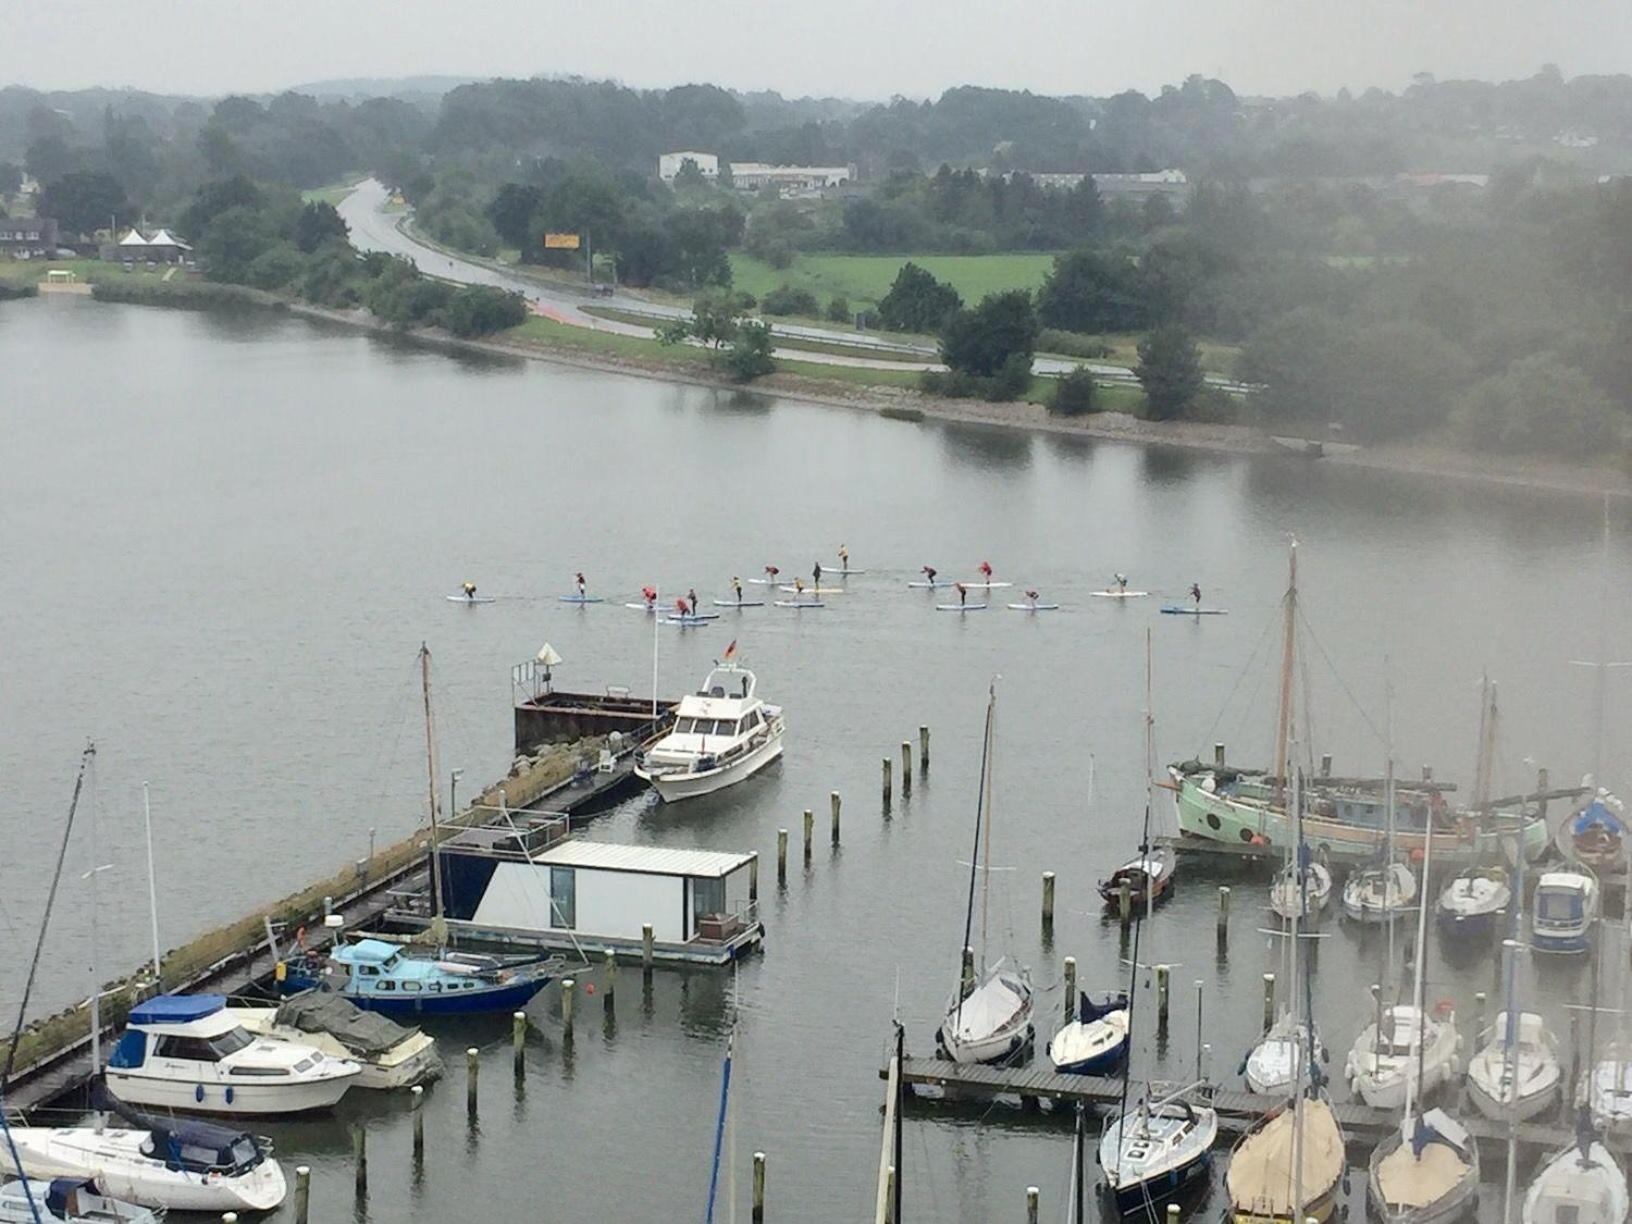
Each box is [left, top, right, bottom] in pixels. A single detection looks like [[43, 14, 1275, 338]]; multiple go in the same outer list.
[[937, 420, 1035, 471]]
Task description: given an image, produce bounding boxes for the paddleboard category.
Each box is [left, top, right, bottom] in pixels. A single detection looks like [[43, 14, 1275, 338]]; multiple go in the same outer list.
[[1007, 603, 1060, 611], [446, 594, 496, 604], [774, 600, 825, 609], [828, 568, 868, 575], [936, 603, 989, 612], [559, 595, 605, 604], [778, 585, 844, 594], [665, 614, 720, 625], [958, 581, 1012, 589], [624, 602, 660, 611], [906, 580, 955, 589], [712, 599, 765, 608], [1091, 590, 1149, 599], [746, 577, 780, 585], [1160, 606, 1228, 615]]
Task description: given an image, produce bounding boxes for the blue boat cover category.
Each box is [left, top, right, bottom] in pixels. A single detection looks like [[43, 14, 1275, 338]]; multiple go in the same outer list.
[[107, 1029, 147, 1068], [335, 939, 403, 964], [1078, 992, 1129, 1023], [47, 1179, 91, 1214], [1571, 799, 1626, 837], [126, 993, 226, 1025]]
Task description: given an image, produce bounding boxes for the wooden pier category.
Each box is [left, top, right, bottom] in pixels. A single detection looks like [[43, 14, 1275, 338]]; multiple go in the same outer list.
[[886, 1056, 1627, 1154]]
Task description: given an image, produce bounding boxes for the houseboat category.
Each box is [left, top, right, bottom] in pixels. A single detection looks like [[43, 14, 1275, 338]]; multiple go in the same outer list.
[[635, 661, 784, 801]]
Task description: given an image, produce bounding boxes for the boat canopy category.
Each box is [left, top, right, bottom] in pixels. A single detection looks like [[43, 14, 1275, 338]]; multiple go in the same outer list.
[[334, 939, 404, 966], [1571, 798, 1626, 838], [274, 990, 417, 1058], [946, 971, 1029, 1044], [1226, 1097, 1345, 1217], [127, 993, 227, 1025], [1079, 992, 1129, 1024]]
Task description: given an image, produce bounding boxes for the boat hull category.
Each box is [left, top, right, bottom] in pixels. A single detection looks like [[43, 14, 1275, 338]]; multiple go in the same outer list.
[[1436, 909, 1499, 941], [1465, 1073, 1558, 1123], [345, 973, 550, 1017], [6, 1129, 286, 1213], [1367, 1130, 1480, 1224], [936, 1021, 1033, 1066], [1104, 1149, 1211, 1213], [638, 734, 783, 802], [104, 1069, 356, 1115], [1531, 928, 1592, 955]]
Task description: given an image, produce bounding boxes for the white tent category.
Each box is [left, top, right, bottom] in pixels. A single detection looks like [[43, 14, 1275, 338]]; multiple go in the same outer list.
[[118, 228, 150, 247], [146, 228, 191, 251]]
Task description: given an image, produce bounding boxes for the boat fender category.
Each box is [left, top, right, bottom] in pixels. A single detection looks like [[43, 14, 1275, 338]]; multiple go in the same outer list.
[[195, 1085, 205, 1103], [225, 1086, 234, 1104], [274, 960, 287, 983]]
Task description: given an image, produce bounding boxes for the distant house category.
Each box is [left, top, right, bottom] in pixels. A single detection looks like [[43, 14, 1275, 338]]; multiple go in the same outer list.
[[0, 216, 60, 257], [1090, 169, 1188, 198], [105, 227, 191, 265], [657, 151, 720, 184], [727, 163, 855, 196]]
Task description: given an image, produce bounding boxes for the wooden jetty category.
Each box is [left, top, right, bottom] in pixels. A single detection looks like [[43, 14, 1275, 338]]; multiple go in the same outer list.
[[885, 1056, 1628, 1154]]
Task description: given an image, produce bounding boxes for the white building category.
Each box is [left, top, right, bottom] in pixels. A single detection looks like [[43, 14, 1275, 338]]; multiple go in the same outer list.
[[658, 151, 720, 183], [1090, 169, 1189, 197], [728, 163, 855, 195]]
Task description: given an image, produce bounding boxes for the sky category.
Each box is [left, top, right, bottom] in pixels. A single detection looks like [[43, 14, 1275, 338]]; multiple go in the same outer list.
[[3, 0, 1630, 100]]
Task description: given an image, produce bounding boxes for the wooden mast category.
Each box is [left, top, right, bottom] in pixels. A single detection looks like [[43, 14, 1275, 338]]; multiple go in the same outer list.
[[420, 643, 445, 930], [1272, 540, 1298, 810]]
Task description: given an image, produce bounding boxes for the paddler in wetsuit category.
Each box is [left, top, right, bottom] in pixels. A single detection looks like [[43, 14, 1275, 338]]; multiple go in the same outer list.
[[838, 544, 849, 572], [1189, 582, 1202, 609], [731, 576, 744, 603], [955, 581, 968, 608], [812, 560, 823, 588], [764, 564, 780, 584], [922, 565, 938, 586], [575, 571, 587, 600], [462, 581, 477, 601]]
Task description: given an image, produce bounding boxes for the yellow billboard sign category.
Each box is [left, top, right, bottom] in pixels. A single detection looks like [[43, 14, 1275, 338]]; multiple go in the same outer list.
[[543, 232, 582, 250]]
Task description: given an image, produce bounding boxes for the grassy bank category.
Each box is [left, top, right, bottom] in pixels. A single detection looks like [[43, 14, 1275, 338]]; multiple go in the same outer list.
[[0, 258, 168, 288], [92, 279, 284, 309], [580, 304, 929, 364], [727, 252, 1057, 310]]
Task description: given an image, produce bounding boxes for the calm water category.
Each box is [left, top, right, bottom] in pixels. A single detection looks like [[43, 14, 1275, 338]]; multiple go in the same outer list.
[[4, 295, 1631, 1221]]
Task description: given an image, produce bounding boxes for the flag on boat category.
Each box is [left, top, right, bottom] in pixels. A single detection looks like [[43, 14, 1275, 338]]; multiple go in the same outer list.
[[723, 639, 737, 662]]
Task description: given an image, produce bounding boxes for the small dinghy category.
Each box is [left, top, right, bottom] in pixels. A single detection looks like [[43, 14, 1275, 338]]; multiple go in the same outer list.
[[1368, 1108, 1480, 1224], [1345, 1003, 1461, 1109], [1244, 1014, 1327, 1095], [1097, 846, 1174, 914], [1046, 992, 1129, 1074], [1525, 1123, 1629, 1224], [1466, 1010, 1561, 1122], [1532, 870, 1599, 954], [1558, 790, 1628, 878], [939, 963, 1035, 1065], [1436, 865, 1509, 941], [0, 1179, 161, 1224], [1098, 1086, 1218, 1212], [936, 603, 987, 612], [1269, 855, 1332, 922], [1342, 861, 1417, 923]]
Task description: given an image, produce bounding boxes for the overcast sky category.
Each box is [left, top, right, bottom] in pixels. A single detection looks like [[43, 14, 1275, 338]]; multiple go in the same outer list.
[[5, 0, 1629, 99]]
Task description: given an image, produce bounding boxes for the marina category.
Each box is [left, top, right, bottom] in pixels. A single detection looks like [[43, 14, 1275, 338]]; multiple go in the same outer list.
[[6, 300, 1632, 1222]]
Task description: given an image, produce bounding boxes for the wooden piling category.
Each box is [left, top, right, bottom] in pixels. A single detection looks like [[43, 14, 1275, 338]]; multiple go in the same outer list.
[[293, 1166, 310, 1224], [465, 1047, 479, 1119], [562, 978, 576, 1039], [752, 1150, 766, 1223], [1213, 742, 1225, 767], [1262, 973, 1276, 1032], [604, 948, 616, 1010], [803, 809, 814, 862], [1042, 871, 1056, 926], [1537, 766, 1550, 818], [882, 755, 892, 809], [642, 924, 654, 971], [512, 1010, 526, 1075], [961, 946, 975, 995], [1320, 753, 1333, 777], [776, 828, 788, 884], [1026, 1185, 1040, 1224], [1167, 1204, 1180, 1224], [1063, 956, 1077, 1021], [832, 791, 843, 844], [411, 1084, 425, 1162], [351, 1123, 368, 1197], [919, 724, 930, 772], [1217, 886, 1230, 940], [1474, 991, 1487, 1044], [1422, 765, 1433, 782], [1156, 964, 1170, 1029], [900, 742, 912, 796], [749, 855, 759, 902], [1118, 879, 1132, 924]]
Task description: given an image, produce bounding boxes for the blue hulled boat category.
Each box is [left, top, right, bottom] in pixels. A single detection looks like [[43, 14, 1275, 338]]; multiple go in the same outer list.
[[1047, 992, 1130, 1075], [289, 939, 559, 1017]]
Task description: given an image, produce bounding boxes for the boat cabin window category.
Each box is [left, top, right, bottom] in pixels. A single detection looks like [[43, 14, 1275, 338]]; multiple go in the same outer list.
[[377, 980, 396, 991], [1537, 891, 1584, 922], [155, 1032, 248, 1063], [693, 875, 725, 920], [551, 866, 577, 929], [676, 717, 699, 733], [401, 981, 420, 993], [358, 965, 380, 977]]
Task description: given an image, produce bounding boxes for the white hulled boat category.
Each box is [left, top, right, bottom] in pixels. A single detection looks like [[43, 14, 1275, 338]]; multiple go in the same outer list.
[[1525, 1133, 1629, 1224], [635, 660, 784, 802], [104, 994, 360, 1115], [1269, 859, 1331, 922], [1346, 1003, 1460, 1109], [1341, 862, 1416, 924], [231, 990, 442, 1090], [1466, 1011, 1561, 1123], [1246, 1013, 1328, 1097], [1436, 866, 1510, 941], [0, 1179, 160, 1224], [1532, 871, 1599, 955], [1098, 1086, 1219, 1212]]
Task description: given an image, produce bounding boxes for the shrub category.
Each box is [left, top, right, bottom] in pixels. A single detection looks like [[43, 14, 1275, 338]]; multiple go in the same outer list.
[[1051, 367, 1098, 415], [878, 263, 962, 333], [439, 285, 527, 337], [723, 319, 776, 382], [826, 295, 852, 324], [760, 284, 819, 316]]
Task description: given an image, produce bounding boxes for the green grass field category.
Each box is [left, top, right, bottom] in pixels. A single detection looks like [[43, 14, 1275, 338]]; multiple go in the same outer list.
[[728, 252, 1058, 311], [0, 258, 168, 287]]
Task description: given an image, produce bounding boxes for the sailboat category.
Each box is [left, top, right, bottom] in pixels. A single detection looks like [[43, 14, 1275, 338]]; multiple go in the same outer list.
[[1269, 844, 1331, 922], [1365, 783, 1480, 1224], [1438, 679, 1514, 943], [1524, 1113, 1630, 1224], [936, 682, 1035, 1065], [1226, 763, 1347, 1224], [1581, 880, 1632, 1133], [1099, 633, 1176, 914], [1341, 725, 1415, 925]]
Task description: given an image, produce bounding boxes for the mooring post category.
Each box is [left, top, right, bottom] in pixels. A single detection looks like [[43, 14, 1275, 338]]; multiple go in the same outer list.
[[1118, 879, 1132, 924], [1042, 871, 1056, 927], [223, 1214, 237, 1223], [411, 1084, 425, 1163], [1217, 886, 1230, 942], [642, 924, 654, 972], [919, 724, 930, 772], [1537, 766, 1550, 819], [465, 1047, 479, 1119], [293, 1166, 311, 1224], [1262, 973, 1276, 1032], [1156, 964, 1170, 1029], [351, 1123, 368, 1197], [562, 978, 576, 1041], [1319, 753, 1332, 777], [1026, 1185, 1040, 1224], [832, 791, 842, 844], [1213, 742, 1225, 767], [749, 855, 759, 902], [752, 1150, 766, 1223], [1422, 765, 1433, 782], [882, 755, 892, 810], [1063, 956, 1077, 1021], [511, 1010, 526, 1070], [1474, 992, 1487, 1045], [900, 742, 912, 796], [961, 945, 975, 995], [776, 828, 788, 884], [604, 948, 616, 1011], [1167, 1204, 1180, 1224], [803, 809, 814, 862]]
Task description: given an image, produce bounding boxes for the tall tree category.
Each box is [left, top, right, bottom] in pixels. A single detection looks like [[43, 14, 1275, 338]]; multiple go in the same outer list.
[[878, 262, 962, 332], [940, 290, 1039, 378], [38, 170, 132, 235], [1135, 324, 1205, 420]]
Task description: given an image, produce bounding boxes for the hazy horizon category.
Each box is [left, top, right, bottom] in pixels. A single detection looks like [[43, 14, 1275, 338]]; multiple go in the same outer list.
[[5, 0, 1630, 101]]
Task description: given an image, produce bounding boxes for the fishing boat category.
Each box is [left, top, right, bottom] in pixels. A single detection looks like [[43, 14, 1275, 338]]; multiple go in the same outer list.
[[5, 1119, 285, 1214], [1435, 866, 1509, 942], [1532, 871, 1599, 954], [1466, 1011, 1562, 1122], [0, 1180, 161, 1224], [1098, 1086, 1218, 1213], [1557, 790, 1628, 878], [231, 990, 443, 1089], [102, 994, 360, 1115], [1047, 993, 1129, 1074], [936, 683, 1035, 1066], [634, 658, 785, 802], [1524, 1127, 1629, 1224], [295, 937, 557, 1016]]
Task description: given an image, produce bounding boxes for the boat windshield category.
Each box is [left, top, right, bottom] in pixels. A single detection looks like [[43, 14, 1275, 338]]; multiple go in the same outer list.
[[211, 1027, 255, 1057], [1537, 891, 1584, 922]]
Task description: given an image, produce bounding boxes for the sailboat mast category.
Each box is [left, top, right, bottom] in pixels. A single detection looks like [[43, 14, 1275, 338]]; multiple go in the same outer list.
[[420, 644, 445, 922], [1272, 541, 1298, 810], [956, 685, 995, 1002], [1385, 671, 1397, 994], [1289, 756, 1305, 1222], [1405, 750, 1436, 1127], [979, 690, 996, 972], [1594, 495, 1610, 781], [1144, 628, 1156, 921]]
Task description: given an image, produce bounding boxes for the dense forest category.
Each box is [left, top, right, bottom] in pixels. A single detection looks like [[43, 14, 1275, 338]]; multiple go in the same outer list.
[[4, 68, 1632, 457]]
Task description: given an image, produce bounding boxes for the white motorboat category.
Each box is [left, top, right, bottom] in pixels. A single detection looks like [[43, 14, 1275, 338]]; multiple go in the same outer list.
[[5, 1121, 285, 1213], [231, 990, 442, 1090], [1525, 1135, 1629, 1224], [0, 1179, 162, 1224], [1097, 1086, 1218, 1212], [1345, 1004, 1461, 1109], [938, 963, 1034, 1065], [1367, 1108, 1480, 1224], [1269, 859, 1331, 921], [635, 662, 784, 802], [1047, 993, 1128, 1075], [104, 993, 360, 1115], [1435, 866, 1510, 942], [1465, 1011, 1562, 1123], [1532, 871, 1599, 954], [1580, 1044, 1632, 1134], [1342, 861, 1417, 923], [1245, 1013, 1327, 1096]]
